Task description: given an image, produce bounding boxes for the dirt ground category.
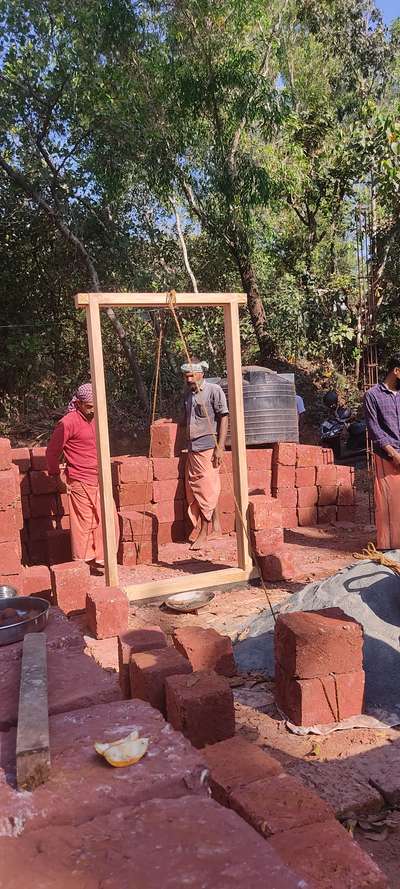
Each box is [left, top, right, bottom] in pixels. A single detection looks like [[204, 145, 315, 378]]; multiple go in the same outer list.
[[79, 470, 400, 886], [122, 519, 399, 886]]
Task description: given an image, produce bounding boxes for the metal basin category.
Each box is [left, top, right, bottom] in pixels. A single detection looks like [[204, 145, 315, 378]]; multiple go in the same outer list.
[[0, 585, 18, 599], [0, 596, 49, 646], [165, 590, 215, 613]]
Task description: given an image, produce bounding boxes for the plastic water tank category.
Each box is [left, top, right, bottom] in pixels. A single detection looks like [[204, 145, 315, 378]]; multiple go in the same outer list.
[[219, 365, 299, 445]]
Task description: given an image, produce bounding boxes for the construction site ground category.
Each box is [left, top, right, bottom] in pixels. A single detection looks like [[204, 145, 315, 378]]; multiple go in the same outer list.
[[70, 477, 400, 888]]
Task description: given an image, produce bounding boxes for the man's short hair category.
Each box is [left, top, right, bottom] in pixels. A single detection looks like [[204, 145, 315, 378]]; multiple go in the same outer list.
[[386, 355, 400, 374]]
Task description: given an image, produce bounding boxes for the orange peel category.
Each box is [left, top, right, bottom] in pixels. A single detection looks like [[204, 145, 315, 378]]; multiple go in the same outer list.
[[94, 730, 149, 768]]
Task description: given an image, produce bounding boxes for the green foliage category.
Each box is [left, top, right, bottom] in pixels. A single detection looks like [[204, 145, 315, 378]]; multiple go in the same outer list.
[[0, 0, 400, 435]]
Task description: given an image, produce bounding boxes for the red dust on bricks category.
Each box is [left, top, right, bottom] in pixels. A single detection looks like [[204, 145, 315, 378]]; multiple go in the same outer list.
[[118, 626, 167, 698], [166, 669, 235, 748], [172, 626, 236, 677], [297, 506, 317, 526], [0, 438, 12, 471], [86, 587, 129, 640], [130, 646, 192, 715], [297, 487, 318, 508], [295, 467, 316, 487], [50, 560, 90, 614], [248, 497, 282, 530], [22, 564, 51, 598], [11, 447, 31, 472], [204, 735, 282, 806], [250, 528, 284, 556], [275, 608, 364, 679], [229, 771, 334, 838], [258, 546, 296, 582], [275, 663, 365, 725], [273, 443, 297, 466], [270, 817, 388, 889]]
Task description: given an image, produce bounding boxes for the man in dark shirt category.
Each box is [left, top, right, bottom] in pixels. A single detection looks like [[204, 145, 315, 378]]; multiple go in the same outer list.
[[182, 357, 229, 550], [364, 355, 400, 549]]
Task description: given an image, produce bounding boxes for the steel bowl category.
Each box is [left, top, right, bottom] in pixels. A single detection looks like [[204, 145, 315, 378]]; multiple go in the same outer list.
[[164, 590, 215, 613], [0, 585, 18, 599], [0, 596, 49, 646]]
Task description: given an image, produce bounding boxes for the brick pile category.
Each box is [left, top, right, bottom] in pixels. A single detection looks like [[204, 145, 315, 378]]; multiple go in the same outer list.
[[0, 600, 388, 887], [204, 735, 387, 888], [275, 443, 356, 528], [0, 438, 23, 592], [5, 422, 357, 582], [274, 608, 365, 725], [11, 445, 71, 567], [125, 623, 236, 746]]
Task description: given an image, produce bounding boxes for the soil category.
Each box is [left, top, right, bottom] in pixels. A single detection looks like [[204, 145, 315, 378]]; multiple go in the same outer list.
[[110, 481, 397, 887]]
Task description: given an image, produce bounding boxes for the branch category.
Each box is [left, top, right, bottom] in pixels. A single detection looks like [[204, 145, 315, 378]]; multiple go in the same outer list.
[[0, 153, 149, 409], [170, 198, 216, 358], [0, 154, 101, 290], [228, 0, 290, 173], [170, 198, 199, 293], [287, 195, 308, 227]]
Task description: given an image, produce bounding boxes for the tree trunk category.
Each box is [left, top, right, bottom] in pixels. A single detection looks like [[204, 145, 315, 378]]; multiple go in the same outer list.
[[0, 154, 149, 412], [105, 307, 149, 410], [233, 250, 276, 359]]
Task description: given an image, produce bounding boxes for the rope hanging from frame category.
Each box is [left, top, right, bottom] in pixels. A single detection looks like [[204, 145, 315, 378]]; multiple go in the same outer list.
[[139, 289, 277, 623]]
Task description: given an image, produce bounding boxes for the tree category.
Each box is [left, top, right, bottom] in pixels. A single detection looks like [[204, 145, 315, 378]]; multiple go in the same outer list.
[[0, 0, 150, 408]]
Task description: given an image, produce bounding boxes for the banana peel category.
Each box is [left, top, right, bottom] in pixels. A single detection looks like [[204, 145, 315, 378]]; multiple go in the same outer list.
[[94, 730, 149, 768]]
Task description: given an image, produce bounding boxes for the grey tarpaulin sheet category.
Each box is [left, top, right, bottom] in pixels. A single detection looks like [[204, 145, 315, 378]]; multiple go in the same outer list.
[[234, 551, 400, 721]]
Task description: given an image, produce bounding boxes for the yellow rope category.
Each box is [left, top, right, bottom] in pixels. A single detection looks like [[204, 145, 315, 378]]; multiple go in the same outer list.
[[353, 542, 400, 576], [166, 290, 277, 623]]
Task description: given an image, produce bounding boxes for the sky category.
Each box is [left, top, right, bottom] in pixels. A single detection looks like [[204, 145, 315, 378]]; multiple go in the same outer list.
[[378, 0, 398, 23]]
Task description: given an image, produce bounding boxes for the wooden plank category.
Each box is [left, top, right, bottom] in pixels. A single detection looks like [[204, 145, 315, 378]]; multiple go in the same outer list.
[[224, 302, 252, 570], [75, 292, 247, 309], [124, 566, 256, 602], [86, 301, 119, 587], [16, 633, 50, 791]]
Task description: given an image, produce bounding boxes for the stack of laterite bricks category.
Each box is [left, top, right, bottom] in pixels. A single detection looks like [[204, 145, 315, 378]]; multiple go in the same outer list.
[[273, 442, 356, 528], [12, 445, 71, 567], [113, 419, 187, 565], [147, 421, 186, 542], [203, 734, 388, 888], [274, 607, 365, 725], [218, 447, 274, 535], [119, 623, 236, 749], [0, 437, 23, 592], [8, 420, 357, 576]]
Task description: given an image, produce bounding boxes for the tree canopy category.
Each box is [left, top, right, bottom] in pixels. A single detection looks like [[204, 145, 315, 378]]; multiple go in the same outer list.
[[0, 0, 399, 432]]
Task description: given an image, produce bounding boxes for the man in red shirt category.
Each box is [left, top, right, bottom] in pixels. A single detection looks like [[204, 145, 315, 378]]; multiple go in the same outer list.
[[46, 383, 119, 568]]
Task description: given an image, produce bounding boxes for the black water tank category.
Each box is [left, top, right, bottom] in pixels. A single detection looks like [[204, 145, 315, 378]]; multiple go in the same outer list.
[[220, 365, 299, 445]]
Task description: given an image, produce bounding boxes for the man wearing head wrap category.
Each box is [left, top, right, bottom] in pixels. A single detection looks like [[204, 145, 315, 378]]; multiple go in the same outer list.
[[181, 357, 229, 550], [46, 383, 119, 568]]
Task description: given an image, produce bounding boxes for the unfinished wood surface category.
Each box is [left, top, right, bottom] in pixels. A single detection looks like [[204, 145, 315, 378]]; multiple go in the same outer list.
[[16, 633, 50, 791], [124, 565, 256, 602], [86, 300, 119, 587], [224, 301, 252, 570], [78, 290, 253, 598], [75, 292, 247, 309]]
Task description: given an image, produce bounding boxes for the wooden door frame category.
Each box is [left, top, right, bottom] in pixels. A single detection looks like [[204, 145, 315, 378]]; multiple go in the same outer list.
[[74, 292, 254, 601]]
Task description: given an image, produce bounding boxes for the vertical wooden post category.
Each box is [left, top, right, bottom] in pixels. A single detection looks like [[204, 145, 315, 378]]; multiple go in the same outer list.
[[86, 297, 118, 587], [223, 302, 251, 570]]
